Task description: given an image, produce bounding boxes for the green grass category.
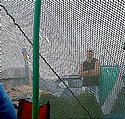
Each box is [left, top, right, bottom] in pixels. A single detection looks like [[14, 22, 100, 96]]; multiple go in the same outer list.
[[110, 86, 125, 114], [40, 93, 103, 119]]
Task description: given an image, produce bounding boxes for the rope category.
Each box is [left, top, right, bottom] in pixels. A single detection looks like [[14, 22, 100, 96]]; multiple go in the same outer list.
[[0, 4, 95, 119]]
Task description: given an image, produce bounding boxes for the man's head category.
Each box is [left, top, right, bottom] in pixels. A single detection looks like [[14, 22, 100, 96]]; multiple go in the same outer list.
[[85, 49, 94, 59]]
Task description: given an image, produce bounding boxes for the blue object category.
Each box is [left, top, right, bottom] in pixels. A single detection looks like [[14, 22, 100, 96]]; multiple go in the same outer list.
[[24, 59, 28, 85], [0, 83, 17, 119], [22, 48, 28, 85]]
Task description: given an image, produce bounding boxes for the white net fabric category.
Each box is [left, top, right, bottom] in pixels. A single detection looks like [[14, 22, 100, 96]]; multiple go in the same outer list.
[[1, 1, 124, 80], [0, 0, 125, 118]]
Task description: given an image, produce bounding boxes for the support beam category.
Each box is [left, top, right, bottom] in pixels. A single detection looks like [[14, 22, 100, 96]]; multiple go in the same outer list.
[[32, 0, 41, 119]]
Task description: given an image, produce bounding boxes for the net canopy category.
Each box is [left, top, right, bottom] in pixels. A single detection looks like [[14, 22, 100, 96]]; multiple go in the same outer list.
[[0, 0, 125, 118]]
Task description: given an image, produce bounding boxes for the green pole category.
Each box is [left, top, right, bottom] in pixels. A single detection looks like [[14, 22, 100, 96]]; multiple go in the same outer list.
[[32, 0, 41, 119]]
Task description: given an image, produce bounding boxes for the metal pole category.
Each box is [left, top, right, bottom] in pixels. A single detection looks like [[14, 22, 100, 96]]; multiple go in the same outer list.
[[32, 0, 41, 119]]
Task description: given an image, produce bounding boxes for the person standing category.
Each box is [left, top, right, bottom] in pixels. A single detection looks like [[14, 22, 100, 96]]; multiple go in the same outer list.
[[78, 49, 101, 103]]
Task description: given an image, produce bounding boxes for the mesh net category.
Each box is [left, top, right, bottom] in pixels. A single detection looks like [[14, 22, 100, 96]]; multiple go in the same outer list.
[[0, 0, 125, 118]]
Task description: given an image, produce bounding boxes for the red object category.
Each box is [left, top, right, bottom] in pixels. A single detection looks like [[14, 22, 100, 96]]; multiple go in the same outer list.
[[17, 99, 50, 119]]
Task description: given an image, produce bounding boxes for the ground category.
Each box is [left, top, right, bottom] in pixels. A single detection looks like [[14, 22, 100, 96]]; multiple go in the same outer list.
[[40, 93, 103, 119], [110, 86, 125, 114]]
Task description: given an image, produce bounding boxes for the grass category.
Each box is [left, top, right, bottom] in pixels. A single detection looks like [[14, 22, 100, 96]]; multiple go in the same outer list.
[[40, 93, 103, 119], [110, 86, 125, 114], [1, 78, 103, 118]]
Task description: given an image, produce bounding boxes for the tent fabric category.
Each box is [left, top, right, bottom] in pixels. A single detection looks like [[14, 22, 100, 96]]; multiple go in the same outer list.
[[99, 66, 119, 105], [17, 99, 50, 119]]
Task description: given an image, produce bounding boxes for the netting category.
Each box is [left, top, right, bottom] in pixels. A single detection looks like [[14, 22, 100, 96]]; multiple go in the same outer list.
[[0, 0, 125, 118]]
